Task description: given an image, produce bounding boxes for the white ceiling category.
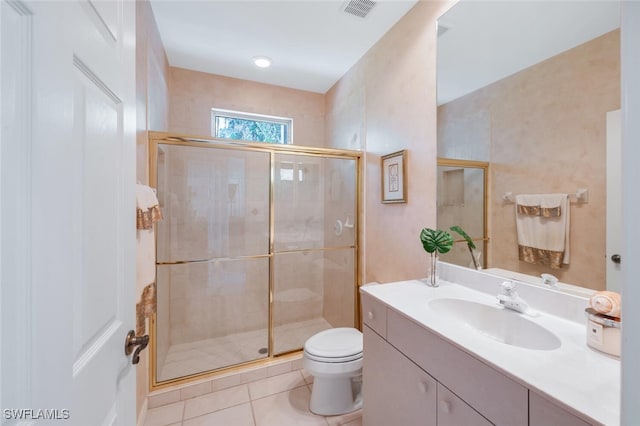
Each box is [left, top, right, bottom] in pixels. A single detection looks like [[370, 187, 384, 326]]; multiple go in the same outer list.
[[437, 1, 621, 105], [150, 0, 418, 94]]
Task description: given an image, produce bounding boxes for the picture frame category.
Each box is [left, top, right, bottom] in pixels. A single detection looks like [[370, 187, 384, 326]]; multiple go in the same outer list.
[[381, 150, 407, 203]]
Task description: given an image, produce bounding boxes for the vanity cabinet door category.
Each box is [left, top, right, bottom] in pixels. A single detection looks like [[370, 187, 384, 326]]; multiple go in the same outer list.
[[363, 325, 437, 426], [387, 309, 528, 426], [437, 383, 492, 426], [361, 291, 387, 338], [529, 391, 592, 426]]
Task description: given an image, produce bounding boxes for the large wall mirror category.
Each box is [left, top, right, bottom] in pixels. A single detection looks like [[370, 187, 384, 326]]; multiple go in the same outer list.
[[436, 1, 620, 291]]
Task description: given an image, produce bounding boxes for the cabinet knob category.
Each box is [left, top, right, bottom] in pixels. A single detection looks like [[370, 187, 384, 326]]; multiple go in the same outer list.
[[439, 400, 451, 414], [418, 381, 428, 393], [367, 311, 374, 320]]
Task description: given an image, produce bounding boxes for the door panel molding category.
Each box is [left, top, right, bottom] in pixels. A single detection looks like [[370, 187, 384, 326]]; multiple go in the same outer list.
[[1, 0, 34, 413]]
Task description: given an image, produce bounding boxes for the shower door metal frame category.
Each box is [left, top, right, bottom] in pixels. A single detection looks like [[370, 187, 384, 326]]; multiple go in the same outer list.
[[147, 132, 362, 390], [437, 157, 490, 268]]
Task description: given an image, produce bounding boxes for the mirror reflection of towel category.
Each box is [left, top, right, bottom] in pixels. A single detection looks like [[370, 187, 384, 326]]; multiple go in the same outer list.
[[516, 194, 563, 217], [516, 193, 570, 268]]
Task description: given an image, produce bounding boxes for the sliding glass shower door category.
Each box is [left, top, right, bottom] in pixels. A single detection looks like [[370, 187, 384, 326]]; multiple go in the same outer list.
[[155, 144, 271, 382], [150, 136, 360, 386], [272, 154, 357, 355]]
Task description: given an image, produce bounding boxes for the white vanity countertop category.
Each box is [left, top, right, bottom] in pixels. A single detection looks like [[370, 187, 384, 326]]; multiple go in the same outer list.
[[361, 279, 621, 426]]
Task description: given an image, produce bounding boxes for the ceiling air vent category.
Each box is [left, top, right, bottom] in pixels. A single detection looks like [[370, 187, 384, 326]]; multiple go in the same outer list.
[[342, 0, 377, 19]]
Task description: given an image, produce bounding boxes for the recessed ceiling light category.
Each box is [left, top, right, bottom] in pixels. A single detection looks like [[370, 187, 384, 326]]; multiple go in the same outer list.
[[253, 56, 272, 68]]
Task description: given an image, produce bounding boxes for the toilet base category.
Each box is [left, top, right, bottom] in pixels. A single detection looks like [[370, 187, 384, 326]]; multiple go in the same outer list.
[[309, 375, 363, 416]]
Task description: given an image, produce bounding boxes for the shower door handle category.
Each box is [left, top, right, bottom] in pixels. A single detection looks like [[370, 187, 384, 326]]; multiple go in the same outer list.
[[125, 330, 149, 365]]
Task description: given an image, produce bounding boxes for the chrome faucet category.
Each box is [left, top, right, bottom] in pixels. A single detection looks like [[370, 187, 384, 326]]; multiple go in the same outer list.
[[497, 281, 529, 314]]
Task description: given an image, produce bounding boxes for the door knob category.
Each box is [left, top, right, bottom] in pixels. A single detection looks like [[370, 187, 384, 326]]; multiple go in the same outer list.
[[125, 330, 149, 365], [611, 254, 621, 264]]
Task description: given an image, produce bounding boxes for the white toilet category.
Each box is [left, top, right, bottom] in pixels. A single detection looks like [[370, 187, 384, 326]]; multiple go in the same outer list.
[[303, 327, 363, 416]]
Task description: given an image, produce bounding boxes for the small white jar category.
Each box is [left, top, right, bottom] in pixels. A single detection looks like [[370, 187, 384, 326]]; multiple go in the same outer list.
[[585, 308, 621, 357]]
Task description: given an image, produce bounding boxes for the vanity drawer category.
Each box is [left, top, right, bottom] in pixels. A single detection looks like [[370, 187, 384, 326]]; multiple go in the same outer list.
[[529, 391, 592, 426], [387, 308, 528, 426], [361, 291, 387, 338]]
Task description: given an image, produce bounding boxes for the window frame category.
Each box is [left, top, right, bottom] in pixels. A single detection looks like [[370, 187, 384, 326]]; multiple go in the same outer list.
[[211, 108, 293, 144]]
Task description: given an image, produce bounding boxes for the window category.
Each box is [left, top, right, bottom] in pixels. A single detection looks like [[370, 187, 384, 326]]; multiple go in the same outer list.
[[212, 109, 292, 144]]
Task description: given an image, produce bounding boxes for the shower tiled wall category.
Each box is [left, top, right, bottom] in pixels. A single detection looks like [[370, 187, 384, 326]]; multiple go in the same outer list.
[[273, 252, 324, 326], [163, 260, 270, 345], [322, 249, 356, 328]]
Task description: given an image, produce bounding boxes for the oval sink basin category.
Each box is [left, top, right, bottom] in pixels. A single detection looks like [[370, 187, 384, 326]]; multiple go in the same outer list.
[[428, 298, 561, 351]]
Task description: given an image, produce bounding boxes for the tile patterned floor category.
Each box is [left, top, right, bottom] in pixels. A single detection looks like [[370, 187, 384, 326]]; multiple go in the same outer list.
[[144, 370, 362, 426], [159, 318, 333, 381]]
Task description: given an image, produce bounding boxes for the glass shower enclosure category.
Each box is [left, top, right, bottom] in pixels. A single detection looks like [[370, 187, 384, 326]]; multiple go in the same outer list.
[[149, 134, 360, 387]]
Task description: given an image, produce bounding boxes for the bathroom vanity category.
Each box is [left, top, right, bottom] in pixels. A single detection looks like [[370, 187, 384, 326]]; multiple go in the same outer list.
[[360, 264, 620, 426]]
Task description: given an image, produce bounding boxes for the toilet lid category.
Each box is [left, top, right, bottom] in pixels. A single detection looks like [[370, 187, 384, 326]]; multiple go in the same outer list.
[[304, 328, 363, 360]]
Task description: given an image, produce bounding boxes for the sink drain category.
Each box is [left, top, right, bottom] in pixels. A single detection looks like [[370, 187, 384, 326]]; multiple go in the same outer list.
[[258, 347, 268, 354]]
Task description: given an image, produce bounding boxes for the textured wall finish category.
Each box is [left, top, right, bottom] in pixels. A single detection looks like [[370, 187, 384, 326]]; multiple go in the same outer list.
[[326, 1, 454, 284], [168, 68, 325, 147]]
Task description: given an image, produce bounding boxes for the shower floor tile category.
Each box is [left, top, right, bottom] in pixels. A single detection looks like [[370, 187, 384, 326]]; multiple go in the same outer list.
[[159, 317, 332, 382]]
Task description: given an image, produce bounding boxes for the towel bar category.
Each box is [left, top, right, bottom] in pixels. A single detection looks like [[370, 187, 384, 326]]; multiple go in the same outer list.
[[502, 189, 588, 204]]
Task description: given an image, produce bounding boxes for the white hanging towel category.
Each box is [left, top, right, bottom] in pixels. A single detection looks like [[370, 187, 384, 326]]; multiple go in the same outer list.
[[136, 184, 162, 287], [515, 193, 570, 269]]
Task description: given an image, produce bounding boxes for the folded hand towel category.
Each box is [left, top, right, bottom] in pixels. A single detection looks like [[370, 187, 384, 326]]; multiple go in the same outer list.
[[539, 194, 563, 217], [516, 194, 564, 217], [516, 193, 570, 268], [590, 291, 621, 318], [136, 184, 162, 230], [136, 184, 161, 288], [516, 194, 541, 216]]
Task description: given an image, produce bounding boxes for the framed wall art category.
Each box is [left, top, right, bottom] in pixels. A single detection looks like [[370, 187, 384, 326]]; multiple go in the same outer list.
[[381, 150, 407, 203]]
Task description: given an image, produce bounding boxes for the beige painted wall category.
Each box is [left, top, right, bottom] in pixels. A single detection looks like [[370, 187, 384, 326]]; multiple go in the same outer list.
[[438, 30, 620, 290], [326, 1, 453, 284], [135, 0, 170, 417], [168, 68, 325, 147]]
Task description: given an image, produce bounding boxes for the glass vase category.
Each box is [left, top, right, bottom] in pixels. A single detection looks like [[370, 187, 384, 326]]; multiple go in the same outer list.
[[427, 253, 439, 287], [470, 250, 482, 270]]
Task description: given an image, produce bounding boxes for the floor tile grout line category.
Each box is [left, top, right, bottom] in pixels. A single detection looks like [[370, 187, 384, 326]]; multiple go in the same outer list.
[[182, 399, 251, 422], [179, 401, 255, 425], [249, 383, 310, 403], [247, 370, 306, 401], [181, 385, 252, 421], [249, 397, 258, 426]]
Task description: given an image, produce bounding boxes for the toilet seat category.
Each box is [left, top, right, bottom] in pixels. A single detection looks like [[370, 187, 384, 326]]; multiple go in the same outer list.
[[304, 328, 362, 363]]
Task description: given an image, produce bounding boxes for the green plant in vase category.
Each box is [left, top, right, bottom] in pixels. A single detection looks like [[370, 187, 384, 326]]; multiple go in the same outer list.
[[450, 225, 481, 270], [419, 228, 454, 287]]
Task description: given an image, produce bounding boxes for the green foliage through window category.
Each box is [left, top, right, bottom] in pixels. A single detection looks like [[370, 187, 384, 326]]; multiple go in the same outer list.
[[212, 110, 292, 144]]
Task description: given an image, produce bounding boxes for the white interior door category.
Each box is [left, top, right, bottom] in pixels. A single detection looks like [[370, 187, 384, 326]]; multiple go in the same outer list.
[[606, 109, 622, 293], [71, 0, 137, 424], [1, 1, 136, 424]]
